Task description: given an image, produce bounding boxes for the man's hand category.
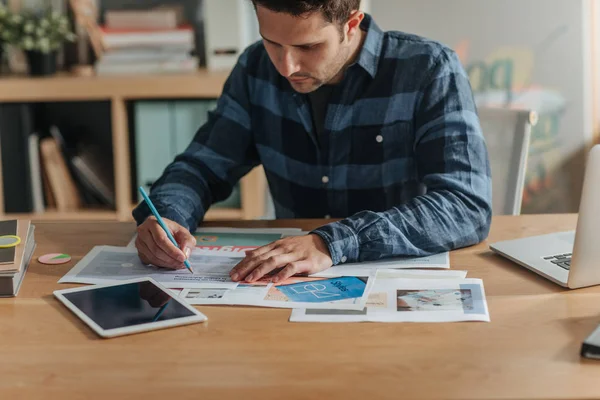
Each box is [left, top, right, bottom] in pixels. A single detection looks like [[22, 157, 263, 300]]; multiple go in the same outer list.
[[229, 234, 333, 283], [135, 217, 196, 269]]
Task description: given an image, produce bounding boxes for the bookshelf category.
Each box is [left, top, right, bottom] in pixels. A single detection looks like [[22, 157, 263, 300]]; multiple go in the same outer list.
[[0, 70, 268, 222]]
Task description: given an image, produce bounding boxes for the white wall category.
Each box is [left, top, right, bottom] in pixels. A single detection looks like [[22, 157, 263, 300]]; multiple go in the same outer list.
[[371, 0, 594, 213]]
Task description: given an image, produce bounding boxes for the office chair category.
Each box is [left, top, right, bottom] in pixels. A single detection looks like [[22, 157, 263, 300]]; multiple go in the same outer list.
[[477, 107, 537, 216]]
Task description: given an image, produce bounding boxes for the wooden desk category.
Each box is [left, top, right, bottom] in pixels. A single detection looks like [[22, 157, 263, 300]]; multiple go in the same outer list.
[[2, 215, 600, 399]]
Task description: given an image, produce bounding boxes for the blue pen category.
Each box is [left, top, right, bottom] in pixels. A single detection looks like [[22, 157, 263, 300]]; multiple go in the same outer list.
[[138, 186, 194, 274]]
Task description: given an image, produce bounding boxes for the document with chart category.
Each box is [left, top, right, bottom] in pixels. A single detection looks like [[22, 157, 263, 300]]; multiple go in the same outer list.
[[58, 246, 241, 289], [290, 273, 489, 323], [180, 273, 376, 310]]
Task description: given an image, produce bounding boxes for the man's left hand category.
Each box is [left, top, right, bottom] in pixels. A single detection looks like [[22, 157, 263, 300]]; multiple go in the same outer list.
[[229, 234, 333, 283]]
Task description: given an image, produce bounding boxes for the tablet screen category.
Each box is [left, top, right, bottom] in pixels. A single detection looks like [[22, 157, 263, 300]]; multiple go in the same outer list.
[[61, 281, 196, 330]]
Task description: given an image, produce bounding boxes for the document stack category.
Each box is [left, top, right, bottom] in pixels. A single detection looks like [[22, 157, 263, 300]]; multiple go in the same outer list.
[[0, 220, 35, 297], [95, 6, 197, 76]]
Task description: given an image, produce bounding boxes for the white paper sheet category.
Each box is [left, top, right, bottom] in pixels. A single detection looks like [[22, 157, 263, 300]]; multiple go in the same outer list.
[[323, 252, 450, 275], [58, 246, 242, 289], [368, 269, 467, 280], [290, 277, 489, 323], [180, 273, 376, 310]]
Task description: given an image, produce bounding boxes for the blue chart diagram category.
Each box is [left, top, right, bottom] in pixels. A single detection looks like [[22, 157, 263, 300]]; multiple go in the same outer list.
[[278, 277, 367, 303]]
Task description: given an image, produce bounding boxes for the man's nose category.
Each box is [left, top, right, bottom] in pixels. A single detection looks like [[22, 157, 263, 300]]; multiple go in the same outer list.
[[279, 49, 301, 77]]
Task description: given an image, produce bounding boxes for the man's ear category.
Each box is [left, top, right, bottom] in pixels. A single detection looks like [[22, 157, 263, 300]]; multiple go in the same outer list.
[[345, 10, 364, 38]]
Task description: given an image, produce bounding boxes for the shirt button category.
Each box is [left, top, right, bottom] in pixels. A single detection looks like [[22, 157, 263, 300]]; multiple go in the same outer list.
[[322, 176, 329, 184], [376, 135, 383, 143], [341, 256, 348, 263]]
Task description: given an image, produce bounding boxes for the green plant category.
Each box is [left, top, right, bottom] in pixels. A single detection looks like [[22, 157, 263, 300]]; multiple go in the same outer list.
[[0, 4, 21, 47], [9, 7, 76, 54]]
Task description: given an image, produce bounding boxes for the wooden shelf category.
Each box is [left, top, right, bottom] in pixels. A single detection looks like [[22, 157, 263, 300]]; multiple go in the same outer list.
[[2, 209, 118, 221], [0, 70, 267, 223], [0, 207, 245, 223], [205, 208, 245, 220], [0, 69, 230, 102]]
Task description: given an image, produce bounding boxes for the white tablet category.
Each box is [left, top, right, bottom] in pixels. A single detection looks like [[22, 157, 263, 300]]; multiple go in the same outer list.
[[54, 277, 207, 338]]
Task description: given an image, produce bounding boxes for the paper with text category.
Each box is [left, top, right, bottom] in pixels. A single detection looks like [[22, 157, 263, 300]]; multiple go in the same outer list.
[[58, 246, 242, 289]]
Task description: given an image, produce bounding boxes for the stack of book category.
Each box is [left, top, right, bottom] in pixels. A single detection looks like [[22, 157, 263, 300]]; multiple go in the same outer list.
[[95, 7, 197, 76], [0, 220, 35, 297]]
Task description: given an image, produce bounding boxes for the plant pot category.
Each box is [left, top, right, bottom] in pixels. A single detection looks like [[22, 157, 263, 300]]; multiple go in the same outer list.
[[25, 50, 57, 76]]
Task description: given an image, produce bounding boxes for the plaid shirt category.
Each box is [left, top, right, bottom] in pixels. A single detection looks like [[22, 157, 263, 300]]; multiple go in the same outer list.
[[133, 15, 492, 265]]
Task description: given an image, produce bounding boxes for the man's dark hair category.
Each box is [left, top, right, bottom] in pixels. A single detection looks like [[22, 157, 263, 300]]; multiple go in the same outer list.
[[251, 0, 361, 24]]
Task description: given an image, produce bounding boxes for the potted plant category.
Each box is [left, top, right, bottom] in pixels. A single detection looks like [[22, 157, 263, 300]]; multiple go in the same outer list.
[[11, 8, 76, 76], [0, 4, 20, 74]]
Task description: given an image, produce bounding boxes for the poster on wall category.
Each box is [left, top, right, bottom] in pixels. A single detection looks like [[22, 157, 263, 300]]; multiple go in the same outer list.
[[372, 0, 594, 213]]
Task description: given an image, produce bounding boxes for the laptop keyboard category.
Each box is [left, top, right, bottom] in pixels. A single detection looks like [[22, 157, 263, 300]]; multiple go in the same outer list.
[[543, 253, 572, 270]]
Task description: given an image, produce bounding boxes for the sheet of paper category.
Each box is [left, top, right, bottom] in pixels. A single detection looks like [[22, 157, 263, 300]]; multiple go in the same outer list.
[[127, 227, 304, 249], [371, 269, 467, 280], [181, 283, 273, 305], [322, 252, 450, 275], [290, 277, 489, 323], [58, 246, 242, 289], [181, 273, 376, 310]]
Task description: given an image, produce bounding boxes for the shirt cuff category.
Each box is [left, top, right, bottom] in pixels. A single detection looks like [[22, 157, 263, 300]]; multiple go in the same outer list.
[[131, 200, 192, 231], [311, 221, 360, 265]]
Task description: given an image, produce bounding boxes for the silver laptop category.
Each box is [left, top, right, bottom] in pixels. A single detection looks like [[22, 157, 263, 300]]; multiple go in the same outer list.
[[490, 145, 600, 289]]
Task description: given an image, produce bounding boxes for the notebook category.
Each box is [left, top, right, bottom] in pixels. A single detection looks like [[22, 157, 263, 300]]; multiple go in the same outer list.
[[0, 221, 36, 297]]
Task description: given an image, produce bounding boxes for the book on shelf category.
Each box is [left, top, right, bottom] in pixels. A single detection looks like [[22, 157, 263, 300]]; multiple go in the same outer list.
[[99, 26, 195, 50], [70, 144, 115, 208], [105, 6, 184, 30], [48, 126, 115, 208], [95, 57, 198, 76], [0, 104, 35, 213], [0, 220, 36, 297], [28, 133, 44, 213], [97, 47, 193, 64], [39, 135, 82, 212]]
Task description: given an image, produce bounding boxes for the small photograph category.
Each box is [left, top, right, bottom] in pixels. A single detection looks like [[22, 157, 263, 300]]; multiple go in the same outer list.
[[185, 288, 229, 299], [273, 276, 368, 303], [396, 289, 474, 312]]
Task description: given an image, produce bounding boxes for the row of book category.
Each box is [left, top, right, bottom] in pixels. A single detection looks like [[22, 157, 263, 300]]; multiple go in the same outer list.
[[0, 104, 115, 214], [95, 7, 197, 76]]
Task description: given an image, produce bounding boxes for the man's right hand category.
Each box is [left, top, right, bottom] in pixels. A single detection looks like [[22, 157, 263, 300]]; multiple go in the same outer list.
[[135, 217, 196, 270]]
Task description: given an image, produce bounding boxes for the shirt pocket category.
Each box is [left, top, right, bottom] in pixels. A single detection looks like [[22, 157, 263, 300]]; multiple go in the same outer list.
[[348, 121, 414, 165]]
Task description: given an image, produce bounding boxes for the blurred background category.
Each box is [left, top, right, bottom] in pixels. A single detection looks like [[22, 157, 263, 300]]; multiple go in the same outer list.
[[0, 0, 598, 224]]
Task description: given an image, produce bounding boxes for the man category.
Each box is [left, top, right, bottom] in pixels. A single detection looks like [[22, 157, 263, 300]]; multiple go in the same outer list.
[[132, 0, 492, 284]]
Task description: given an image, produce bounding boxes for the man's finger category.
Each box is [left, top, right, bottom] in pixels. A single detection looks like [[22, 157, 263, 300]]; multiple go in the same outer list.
[[139, 231, 181, 267], [230, 247, 285, 281], [244, 253, 301, 283], [148, 225, 186, 263], [174, 230, 196, 260], [244, 240, 280, 260], [272, 260, 311, 283], [137, 236, 183, 270]]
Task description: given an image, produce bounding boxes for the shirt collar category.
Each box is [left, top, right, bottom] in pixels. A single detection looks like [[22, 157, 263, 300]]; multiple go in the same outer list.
[[354, 14, 384, 78]]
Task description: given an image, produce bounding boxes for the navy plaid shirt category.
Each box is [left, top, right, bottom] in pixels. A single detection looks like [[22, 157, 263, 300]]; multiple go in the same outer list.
[[133, 15, 492, 265]]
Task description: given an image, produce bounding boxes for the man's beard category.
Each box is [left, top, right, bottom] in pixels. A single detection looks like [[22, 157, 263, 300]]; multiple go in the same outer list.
[[291, 45, 351, 93]]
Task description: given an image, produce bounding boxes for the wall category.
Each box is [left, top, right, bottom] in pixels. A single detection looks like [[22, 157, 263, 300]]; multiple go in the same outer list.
[[371, 0, 594, 213]]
